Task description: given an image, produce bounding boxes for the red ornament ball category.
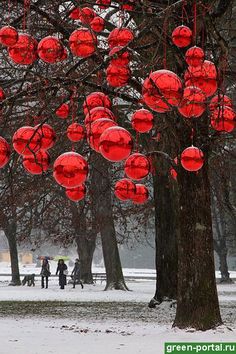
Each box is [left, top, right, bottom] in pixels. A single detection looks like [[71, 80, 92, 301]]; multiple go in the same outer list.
[[53, 152, 88, 188], [181, 146, 204, 172], [132, 184, 149, 204], [0, 137, 10, 168], [108, 28, 134, 49], [13, 126, 41, 156], [131, 109, 153, 133], [35, 124, 56, 150], [185, 46, 205, 67], [67, 123, 85, 142], [172, 25, 192, 48], [96, 0, 111, 9], [23, 150, 50, 175], [69, 7, 95, 24], [106, 64, 131, 87], [124, 153, 150, 180], [119, 0, 135, 11], [209, 94, 233, 111], [211, 106, 235, 133], [0, 26, 18, 47], [37, 36, 64, 63], [8, 34, 38, 65], [66, 184, 86, 202], [109, 46, 130, 66], [0, 87, 5, 101], [99, 126, 133, 162], [90, 17, 105, 33], [178, 86, 206, 118], [56, 103, 70, 119], [85, 107, 115, 126], [83, 92, 111, 115], [114, 178, 136, 201], [69, 28, 97, 58], [87, 118, 117, 152]]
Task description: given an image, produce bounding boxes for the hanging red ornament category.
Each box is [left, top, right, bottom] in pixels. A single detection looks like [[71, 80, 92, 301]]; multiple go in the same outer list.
[[170, 157, 178, 180], [69, 28, 97, 58], [69, 7, 95, 24], [106, 64, 131, 87], [178, 86, 206, 118], [99, 126, 133, 162], [67, 123, 85, 142], [142, 70, 182, 112], [124, 153, 150, 180], [119, 0, 135, 11], [0, 26, 18, 47], [87, 118, 117, 152], [0, 137, 10, 168], [181, 146, 204, 172], [96, 0, 111, 9], [185, 46, 205, 67], [55, 103, 70, 119], [131, 109, 154, 133], [114, 178, 136, 201], [109, 46, 130, 66], [53, 152, 88, 188], [66, 184, 86, 202], [23, 150, 50, 175], [8, 34, 38, 65], [90, 17, 105, 33], [37, 36, 64, 64], [132, 184, 149, 204], [172, 25, 192, 48], [13, 126, 41, 156], [108, 28, 134, 49], [211, 106, 235, 133], [83, 92, 112, 115], [209, 94, 233, 111], [0, 87, 5, 101], [35, 124, 56, 150], [84, 107, 115, 126]]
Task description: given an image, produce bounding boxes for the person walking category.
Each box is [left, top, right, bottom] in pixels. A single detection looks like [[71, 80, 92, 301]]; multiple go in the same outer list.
[[40, 259, 51, 289], [71, 259, 84, 289], [56, 259, 68, 289]]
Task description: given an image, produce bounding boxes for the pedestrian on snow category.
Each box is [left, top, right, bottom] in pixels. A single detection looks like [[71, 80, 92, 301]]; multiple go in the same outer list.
[[71, 259, 84, 289], [56, 259, 68, 289], [40, 259, 51, 289]]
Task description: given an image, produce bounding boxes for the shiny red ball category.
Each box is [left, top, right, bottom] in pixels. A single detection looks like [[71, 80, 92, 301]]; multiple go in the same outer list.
[[85, 107, 115, 126], [8, 34, 38, 65], [66, 184, 86, 202], [211, 106, 235, 133], [87, 118, 117, 152], [55, 103, 70, 119], [37, 36, 64, 63], [114, 178, 136, 201], [0, 137, 10, 168], [0, 26, 18, 47], [90, 17, 105, 33], [119, 0, 135, 11], [131, 109, 153, 133], [35, 124, 56, 150], [70, 7, 95, 24], [69, 28, 97, 58], [67, 123, 85, 142], [106, 64, 131, 87], [96, 0, 111, 9], [23, 150, 50, 175], [124, 153, 150, 180], [108, 28, 134, 49], [109, 46, 130, 66], [178, 86, 206, 118], [172, 25, 192, 48], [181, 146, 204, 172], [13, 126, 41, 156], [132, 184, 149, 204], [83, 92, 111, 115], [209, 94, 233, 111], [185, 46, 205, 67]]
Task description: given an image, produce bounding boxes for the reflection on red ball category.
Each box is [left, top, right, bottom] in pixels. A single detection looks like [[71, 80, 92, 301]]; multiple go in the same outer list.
[[178, 86, 206, 118], [69, 7, 95, 24], [172, 25, 192, 48], [0, 26, 18, 47], [181, 146, 204, 172], [132, 184, 149, 204], [125, 153, 150, 180], [90, 17, 105, 33], [13, 126, 41, 156], [0, 137, 10, 168], [8, 34, 38, 65], [35, 124, 56, 150], [67, 123, 85, 142], [109, 46, 130, 66], [131, 109, 153, 133], [108, 28, 134, 48], [185, 46, 205, 67], [69, 28, 97, 58], [85, 107, 115, 126], [87, 118, 117, 152], [37, 36, 64, 63], [209, 94, 233, 111], [96, 0, 111, 9], [114, 178, 136, 201], [83, 92, 111, 115], [23, 150, 50, 175], [211, 106, 235, 133], [56, 103, 70, 119], [66, 184, 86, 202], [106, 64, 131, 87]]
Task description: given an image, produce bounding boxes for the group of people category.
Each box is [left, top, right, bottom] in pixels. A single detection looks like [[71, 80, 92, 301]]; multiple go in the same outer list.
[[40, 258, 84, 290]]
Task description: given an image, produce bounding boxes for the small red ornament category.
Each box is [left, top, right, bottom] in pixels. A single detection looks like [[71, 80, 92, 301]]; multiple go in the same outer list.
[[90, 17, 105, 33], [66, 184, 86, 202], [8, 34, 38, 65], [99, 126, 133, 162], [69, 7, 95, 24], [23, 150, 50, 175], [0, 26, 18, 47], [209, 94, 233, 111], [37, 36, 64, 64], [106, 64, 131, 87], [132, 184, 149, 204], [114, 178, 136, 201], [35, 124, 56, 150], [131, 109, 153, 133], [185, 46, 205, 67], [83, 92, 111, 115], [124, 153, 150, 180], [55, 103, 70, 119], [0, 137, 10, 168], [181, 146, 204, 172], [0, 87, 5, 101], [172, 25, 192, 48], [69, 28, 97, 58], [96, 0, 111, 9], [108, 28, 134, 48], [109, 46, 130, 66], [53, 152, 88, 188], [85, 107, 115, 126], [67, 123, 85, 142], [170, 157, 178, 181], [87, 118, 117, 152], [211, 106, 235, 133], [119, 0, 135, 11], [13, 126, 41, 156], [178, 86, 206, 118]]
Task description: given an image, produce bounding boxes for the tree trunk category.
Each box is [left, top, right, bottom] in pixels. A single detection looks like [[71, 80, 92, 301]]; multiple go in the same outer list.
[[218, 248, 231, 283], [75, 232, 96, 284], [5, 223, 21, 286]]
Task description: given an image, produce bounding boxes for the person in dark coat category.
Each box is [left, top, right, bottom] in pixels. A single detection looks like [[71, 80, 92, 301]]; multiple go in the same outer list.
[[40, 259, 50, 289], [56, 259, 68, 289], [71, 259, 84, 289]]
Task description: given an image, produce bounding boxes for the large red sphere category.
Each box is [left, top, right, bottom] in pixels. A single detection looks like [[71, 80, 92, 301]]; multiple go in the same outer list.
[[172, 25, 192, 48], [181, 146, 204, 172], [109, 46, 130, 66], [114, 178, 136, 201], [55, 103, 70, 119], [87, 118, 117, 152], [85, 107, 115, 126], [53, 152, 88, 188], [13, 126, 41, 156], [66, 184, 86, 202], [67, 123, 85, 142], [0, 87, 5, 101], [178, 86, 206, 118], [96, 0, 111, 9], [99, 126, 133, 162], [0, 26, 18, 47], [8, 34, 38, 65], [37, 36, 64, 63], [35, 124, 56, 150], [185, 46, 205, 67], [132, 184, 149, 204], [124, 153, 150, 180], [69, 28, 97, 58], [106, 64, 131, 87], [23, 150, 50, 175], [108, 28, 134, 49], [211, 106, 235, 133], [83, 92, 111, 115], [0, 137, 10, 168], [142, 70, 182, 112], [90, 17, 105, 33], [209, 94, 233, 111], [69, 7, 95, 24], [131, 109, 153, 133]]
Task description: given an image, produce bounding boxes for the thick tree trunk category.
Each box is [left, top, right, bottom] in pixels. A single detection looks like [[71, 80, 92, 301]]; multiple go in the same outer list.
[[75, 233, 96, 284], [218, 248, 231, 283], [5, 223, 21, 286]]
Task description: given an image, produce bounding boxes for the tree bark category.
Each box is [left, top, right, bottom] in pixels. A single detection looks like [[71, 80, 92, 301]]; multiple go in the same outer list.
[[5, 222, 21, 286]]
